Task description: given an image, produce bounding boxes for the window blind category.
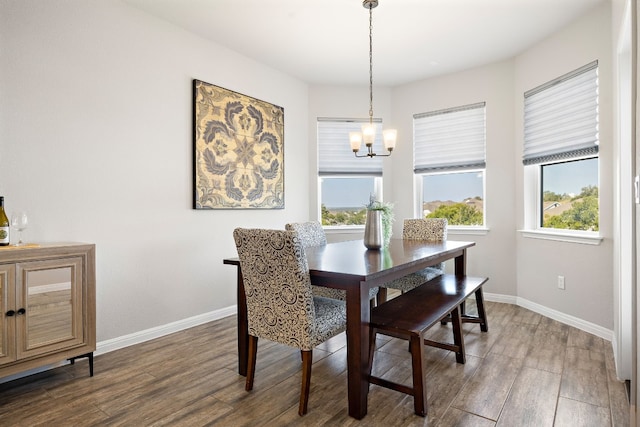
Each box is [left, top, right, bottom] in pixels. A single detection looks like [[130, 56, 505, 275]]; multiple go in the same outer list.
[[317, 118, 384, 176], [523, 61, 599, 165], [413, 102, 486, 173]]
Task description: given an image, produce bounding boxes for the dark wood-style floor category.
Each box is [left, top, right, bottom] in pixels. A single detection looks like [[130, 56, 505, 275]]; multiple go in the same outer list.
[[0, 300, 630, 426]]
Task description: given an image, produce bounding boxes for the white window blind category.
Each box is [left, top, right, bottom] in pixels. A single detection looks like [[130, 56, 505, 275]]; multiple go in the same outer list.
[[523, 61, 599, 165], [413, 102, 486, 173], [317, 118, 383, 176]]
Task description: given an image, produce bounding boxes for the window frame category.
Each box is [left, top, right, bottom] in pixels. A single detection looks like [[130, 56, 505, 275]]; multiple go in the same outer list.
[[317, 118, 385, 229], [413, 102, 487, 230], [522, 156, 601, 243], [318, 174, 383, 230], [414, 168, 488, 231], [539, 156, 599, 230], [520, 61, 602, 244]]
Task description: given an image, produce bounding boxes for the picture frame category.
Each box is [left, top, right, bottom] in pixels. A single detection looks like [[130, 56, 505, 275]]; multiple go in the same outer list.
[[193, 79, 284, 209]]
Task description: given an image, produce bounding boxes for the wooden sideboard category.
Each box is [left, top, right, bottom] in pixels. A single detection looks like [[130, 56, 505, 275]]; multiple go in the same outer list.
[[0, 243, 95, 379]]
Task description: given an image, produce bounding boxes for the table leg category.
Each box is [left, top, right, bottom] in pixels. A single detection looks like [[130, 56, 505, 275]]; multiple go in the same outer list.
[[345, 282, 371, 419], [454, 248, 469, 317], [236, 267, 248, 376], [454, 248, 467, 276]]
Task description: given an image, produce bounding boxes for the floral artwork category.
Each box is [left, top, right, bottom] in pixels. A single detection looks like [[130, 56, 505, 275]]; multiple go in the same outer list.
[[193, 80, 284, 209]]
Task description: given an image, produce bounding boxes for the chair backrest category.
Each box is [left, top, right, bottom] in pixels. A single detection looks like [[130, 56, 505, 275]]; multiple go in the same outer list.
[[403, 218, 448, 242], [233, 228, 316, 349], [285, 221, 327, 247]]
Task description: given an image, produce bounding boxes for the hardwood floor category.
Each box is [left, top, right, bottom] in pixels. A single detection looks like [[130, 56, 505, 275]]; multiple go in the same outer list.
[[0, 301, 630, 426]]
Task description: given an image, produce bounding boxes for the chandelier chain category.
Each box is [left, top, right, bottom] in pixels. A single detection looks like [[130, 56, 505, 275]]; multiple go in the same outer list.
[[351, 0, 395, 158], [368, 3, 374, 124]]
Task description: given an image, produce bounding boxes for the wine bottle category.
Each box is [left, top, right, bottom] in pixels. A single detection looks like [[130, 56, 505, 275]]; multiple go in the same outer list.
[[0, 197, 9, 246]]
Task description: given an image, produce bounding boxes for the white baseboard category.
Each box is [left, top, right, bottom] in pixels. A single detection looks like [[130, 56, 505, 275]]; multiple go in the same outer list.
[[96, 305, 237, 355], [0, 305, 238, 385], [483, 292, 613, 342], [483, 292, 517, 305], [1, 293, 615, 385], [98, 294, 613, 354]]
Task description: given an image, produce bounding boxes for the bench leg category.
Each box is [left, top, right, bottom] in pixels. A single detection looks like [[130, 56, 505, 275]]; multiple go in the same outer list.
[[409, 334, 427, 416], [442, 300, 466, 325], [441, 293, 488, 333], [475, 288, 489, 332], [451, 306, 466, 364]]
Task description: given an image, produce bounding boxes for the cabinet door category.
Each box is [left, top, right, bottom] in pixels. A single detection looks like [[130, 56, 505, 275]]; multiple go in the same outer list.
[[15, 257, 84, 359], [0, 264, 16, 365]]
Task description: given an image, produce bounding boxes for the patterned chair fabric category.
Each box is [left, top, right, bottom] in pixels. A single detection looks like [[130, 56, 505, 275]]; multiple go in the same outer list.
[[381, 218, 448, 292], [233, 228, 346, 351], [285, 221, 327, 247], [285, 221, 379, 302], [403, 218, 448, 241]]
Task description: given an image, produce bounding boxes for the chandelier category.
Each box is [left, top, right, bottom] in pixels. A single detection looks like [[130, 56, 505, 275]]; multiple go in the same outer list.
[[350, 0, 397, 158]]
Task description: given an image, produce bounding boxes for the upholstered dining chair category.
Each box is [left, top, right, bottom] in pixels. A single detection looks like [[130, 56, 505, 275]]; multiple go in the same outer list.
[[233, 228, 347, 416], [285, 221, 379, 305], [377, 218, 448, 304]]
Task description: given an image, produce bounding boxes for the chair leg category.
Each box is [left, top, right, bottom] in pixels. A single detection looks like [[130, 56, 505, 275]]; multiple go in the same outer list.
[[475, 288, 489, 332], [409, 334, 427, 416], [368, 328, 377, 382], [245, 335, 258, 391], [377, 287, 388, 304], [299, 350, 313, 416], [450, 306, 466, 364]]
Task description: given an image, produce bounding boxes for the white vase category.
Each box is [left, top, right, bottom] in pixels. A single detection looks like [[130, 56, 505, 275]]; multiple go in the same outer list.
[[364, 210, 383, 250]]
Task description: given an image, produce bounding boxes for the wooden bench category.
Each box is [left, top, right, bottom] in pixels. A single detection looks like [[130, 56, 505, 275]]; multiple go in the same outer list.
[[367, 274, 489, 417]]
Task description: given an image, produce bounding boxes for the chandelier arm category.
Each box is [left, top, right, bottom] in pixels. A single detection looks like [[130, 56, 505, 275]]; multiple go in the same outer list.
[[354, 152, 372, 158], [353, 152, 392, 158]]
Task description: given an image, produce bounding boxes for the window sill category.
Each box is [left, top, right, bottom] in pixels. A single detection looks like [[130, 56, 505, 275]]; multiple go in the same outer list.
[[519, 229, 603, 245], [447, 227, 489, 236], [323, 225, 364, 234], [324, 225, 490, 236]]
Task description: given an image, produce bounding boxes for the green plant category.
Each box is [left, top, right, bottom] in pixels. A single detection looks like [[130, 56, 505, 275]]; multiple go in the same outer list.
[[366, 195, 394, 247], [541, 185, 599, 231], [426, 203, 482, 226]]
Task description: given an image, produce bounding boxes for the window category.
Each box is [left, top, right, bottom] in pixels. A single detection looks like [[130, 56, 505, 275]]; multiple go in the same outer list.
[[541, 158, 598, 231], [524, 61, 599, 232], [414, 103, 486, 226], [317, 118, 384, 226]]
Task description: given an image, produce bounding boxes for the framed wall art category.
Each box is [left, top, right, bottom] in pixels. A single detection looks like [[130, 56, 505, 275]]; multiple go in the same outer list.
[[193, 79, 284, 209]]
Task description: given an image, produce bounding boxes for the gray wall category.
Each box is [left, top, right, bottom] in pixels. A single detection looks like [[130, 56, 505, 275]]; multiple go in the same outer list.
[[0, 0, 311, 343], [390, 60, 517, 300], [514, 3, 613, 330], [308, 3, 614, 332], [0, 0, 618, 349]]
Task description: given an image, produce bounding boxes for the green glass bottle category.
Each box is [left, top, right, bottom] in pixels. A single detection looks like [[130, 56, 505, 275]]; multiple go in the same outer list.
[[0, 197, 9, 246]]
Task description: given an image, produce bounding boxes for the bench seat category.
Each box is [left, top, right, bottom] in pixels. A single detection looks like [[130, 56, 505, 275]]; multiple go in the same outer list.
[[368, 274, 489, 416]]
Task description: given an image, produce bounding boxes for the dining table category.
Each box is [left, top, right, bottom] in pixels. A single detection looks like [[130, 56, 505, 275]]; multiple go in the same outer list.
[[224, 237, 475, 420]]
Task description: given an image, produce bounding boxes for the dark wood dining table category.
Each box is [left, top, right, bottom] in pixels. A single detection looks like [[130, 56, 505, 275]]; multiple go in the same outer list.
[[224, 238, 475, 420]]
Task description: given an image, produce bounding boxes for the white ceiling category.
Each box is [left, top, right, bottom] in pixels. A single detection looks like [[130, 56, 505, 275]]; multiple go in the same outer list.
[[123, 0, 606, 86]]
